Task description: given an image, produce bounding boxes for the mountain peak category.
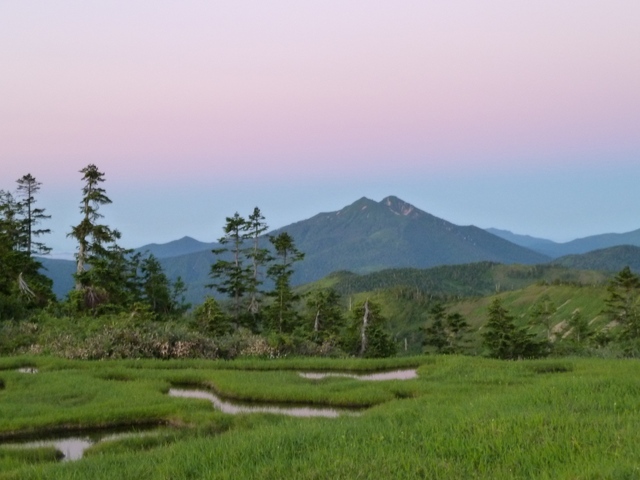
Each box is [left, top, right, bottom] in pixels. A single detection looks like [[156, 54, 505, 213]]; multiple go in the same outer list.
[[381, 196, 419, 217], [336, 197, 377, 215]]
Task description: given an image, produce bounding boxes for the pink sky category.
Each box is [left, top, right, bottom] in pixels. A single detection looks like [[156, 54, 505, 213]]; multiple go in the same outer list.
[[1, 1, 639, 251]]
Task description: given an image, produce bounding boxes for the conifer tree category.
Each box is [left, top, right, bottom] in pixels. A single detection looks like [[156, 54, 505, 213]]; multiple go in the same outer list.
[[566, 309, 592, 344], [423, 303, 448, 352], [423, 303, 470, 354], [245, 207, 270, 318], [68, 164, 132, 311], [0, 192, 24, 309], [529, 294, 556, 340], [344, 299, 396, 358], [0, 190, 53, 314], [264, 232, 304, 333], [482, 298, 544, 359], [192, 296, 230, 336], [139, 253, 189, 316], [306, 288, 344, 342], [140, 254, 170, 314], [15, 174, 51, 256], [69, 165, 118, 290], [604, 266, 640, 341], [209, 213, 251, 326]]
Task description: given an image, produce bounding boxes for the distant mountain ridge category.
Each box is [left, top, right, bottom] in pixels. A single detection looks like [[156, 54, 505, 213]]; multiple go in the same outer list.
[[39, 195, 640, 303], [487, 227, 640, 258], [134, 236, 216, 258], [273, 195, 549, 284], [485, 228, 559, 253]]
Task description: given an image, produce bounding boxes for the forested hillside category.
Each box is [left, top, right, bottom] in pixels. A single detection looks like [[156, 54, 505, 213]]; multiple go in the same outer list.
[[552, 245, 640, 273]]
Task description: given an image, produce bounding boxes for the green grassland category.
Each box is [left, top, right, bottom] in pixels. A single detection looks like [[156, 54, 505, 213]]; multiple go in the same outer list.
[[1, 355, 639, 479]]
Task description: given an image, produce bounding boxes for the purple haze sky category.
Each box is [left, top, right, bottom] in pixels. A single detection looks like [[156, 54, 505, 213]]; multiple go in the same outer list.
[[1, 1, 639, 254]]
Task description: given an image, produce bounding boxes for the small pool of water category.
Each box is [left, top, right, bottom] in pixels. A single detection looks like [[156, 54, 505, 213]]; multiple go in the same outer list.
[[16, 367, 38, 374], [299, 369, 418, 381], [4, 437, 92, 461], [2, 429, 159, 461], [169, 388, 361, 418]]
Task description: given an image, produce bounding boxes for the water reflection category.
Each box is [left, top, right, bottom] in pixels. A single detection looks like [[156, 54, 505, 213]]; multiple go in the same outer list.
[[169, 388, 360, 418], [2, 429, 157, 462], [16, 367, 38, 374], [14, 437, 93, 461], [299, 369, 417, 381]]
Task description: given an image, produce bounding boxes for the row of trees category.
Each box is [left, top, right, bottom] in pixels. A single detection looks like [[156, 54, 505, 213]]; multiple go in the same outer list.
[[421, 265, 640, 359], [1, 166, 397, 357], [65, 165, 189, 316], [203, 207, 396, 357], [1, 167, 188, 319], [207, 208, 304, 333], [0, 175, 54, 318]]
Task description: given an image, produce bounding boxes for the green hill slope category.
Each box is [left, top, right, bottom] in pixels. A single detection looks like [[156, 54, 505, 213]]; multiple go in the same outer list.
[[305, 262, 608, 298], [552, 245, 640, 273], [299, 263, 610, 354]]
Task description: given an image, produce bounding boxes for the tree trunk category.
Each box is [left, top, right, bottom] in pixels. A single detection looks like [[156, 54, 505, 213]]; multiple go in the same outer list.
[[360, 299, 370, 356], [75, 240, 85, 290]]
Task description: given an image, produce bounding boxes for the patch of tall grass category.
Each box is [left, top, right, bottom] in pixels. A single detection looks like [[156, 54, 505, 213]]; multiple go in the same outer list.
[[0, 446, 62, 472]]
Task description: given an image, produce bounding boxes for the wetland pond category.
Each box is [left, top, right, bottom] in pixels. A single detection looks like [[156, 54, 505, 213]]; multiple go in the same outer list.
[[1, 428, 160, 461], [169, 388, 361, 417], [298, 369, 417, 381], [1, 368, 417, 461], [168, 369, 417, 418]]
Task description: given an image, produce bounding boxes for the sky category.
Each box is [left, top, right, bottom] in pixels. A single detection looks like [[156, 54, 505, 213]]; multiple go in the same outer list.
[[1, 1, 639, 255]]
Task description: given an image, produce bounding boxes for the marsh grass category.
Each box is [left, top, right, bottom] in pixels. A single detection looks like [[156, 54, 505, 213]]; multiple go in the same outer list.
[[192, 369, 418, 407], [1, 355, 639, 479], [525, 360, 574, 374], [0, 369, 175, 436], [82, 428, 185, 458], [0, 445, 62, 472]]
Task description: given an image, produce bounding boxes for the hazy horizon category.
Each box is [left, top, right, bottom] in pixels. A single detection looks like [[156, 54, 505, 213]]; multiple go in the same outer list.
[[2, 2, 639, 253]]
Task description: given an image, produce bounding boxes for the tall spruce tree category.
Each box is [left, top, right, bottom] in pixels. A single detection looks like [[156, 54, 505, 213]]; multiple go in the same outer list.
[[0, 191, 21, 257], [15, 174, 51, 256], [264, 232, 304, 333], [0, 189, 53, 315], [245, 207, 270, 318], [0, 191, 22, 315], [68, 164, 131, 311], [209, 213, 251, 326], [69, 165, 117, 289]]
